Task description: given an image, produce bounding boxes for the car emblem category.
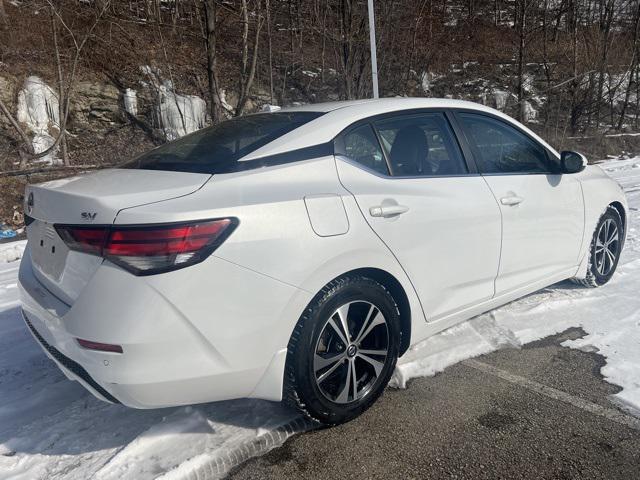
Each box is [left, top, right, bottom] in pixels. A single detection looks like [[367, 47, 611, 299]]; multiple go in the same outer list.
[[27, 192, 34, 214], [81, 212, 98, 221]]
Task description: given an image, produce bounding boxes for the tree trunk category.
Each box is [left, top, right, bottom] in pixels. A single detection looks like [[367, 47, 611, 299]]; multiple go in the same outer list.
[[568, 0, 580, 134], [51, 9, 69, 166], [266, 0, 274, 104], [236, 0, 264, 116], [516, 0, 527, 122], [0, 0, 8, 27], [617, 0, 640, 130], [594, 0, 615, 130], [204, 0, 223, 123]]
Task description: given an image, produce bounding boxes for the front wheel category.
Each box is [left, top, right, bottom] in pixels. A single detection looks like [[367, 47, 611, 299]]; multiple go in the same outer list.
[[573, 206, 623, 287], [284, 275, 400, 425]]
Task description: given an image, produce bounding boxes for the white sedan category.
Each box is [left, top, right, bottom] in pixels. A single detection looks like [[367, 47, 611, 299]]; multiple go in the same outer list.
[[19, 98, 627, 424]]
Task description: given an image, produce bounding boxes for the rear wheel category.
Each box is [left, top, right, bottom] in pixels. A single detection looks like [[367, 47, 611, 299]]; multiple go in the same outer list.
[[573, 206, 623, 287], [284, 275, 400, 425]]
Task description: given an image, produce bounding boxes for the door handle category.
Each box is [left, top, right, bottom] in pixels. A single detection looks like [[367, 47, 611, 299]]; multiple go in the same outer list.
[[369, 204, 410, 218], [500, 195, 524, 206]]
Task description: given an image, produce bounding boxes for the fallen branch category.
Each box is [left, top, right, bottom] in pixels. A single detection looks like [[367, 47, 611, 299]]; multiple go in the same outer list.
[[0, 164, 118, 178]]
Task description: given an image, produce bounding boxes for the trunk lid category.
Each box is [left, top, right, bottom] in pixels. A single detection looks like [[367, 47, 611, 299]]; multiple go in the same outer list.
[[25, 169, 211, 305]]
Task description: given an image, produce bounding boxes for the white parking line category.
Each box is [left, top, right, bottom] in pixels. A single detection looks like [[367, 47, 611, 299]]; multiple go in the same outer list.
[[463, 359, 640, 432]]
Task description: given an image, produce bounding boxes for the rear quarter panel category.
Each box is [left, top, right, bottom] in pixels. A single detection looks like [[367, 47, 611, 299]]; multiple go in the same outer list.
[[114, 157, 426, 373]]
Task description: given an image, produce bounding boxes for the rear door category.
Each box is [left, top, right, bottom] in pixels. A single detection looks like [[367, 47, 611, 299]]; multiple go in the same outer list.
[[335, 112, 502, 321], [453, 111, 584, 294]]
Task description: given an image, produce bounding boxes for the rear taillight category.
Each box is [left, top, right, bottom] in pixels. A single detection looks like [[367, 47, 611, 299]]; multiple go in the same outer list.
[[56, 226, 108, 255], [55, 218, 237, 275]]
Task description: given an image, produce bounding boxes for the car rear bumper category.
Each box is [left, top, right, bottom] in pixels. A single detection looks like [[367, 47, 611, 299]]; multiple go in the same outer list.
[[18, 244, 311, 408]]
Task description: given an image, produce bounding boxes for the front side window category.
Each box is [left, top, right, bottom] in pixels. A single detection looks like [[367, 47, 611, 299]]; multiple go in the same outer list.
[[123, 112, 323, 174], [342, 124, 389, 175], [457, 113, 552, 174], [374, 113, 467, 177]]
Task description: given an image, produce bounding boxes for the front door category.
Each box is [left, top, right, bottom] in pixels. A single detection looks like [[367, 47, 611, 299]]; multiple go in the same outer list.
[[454, 112, 584, 294]]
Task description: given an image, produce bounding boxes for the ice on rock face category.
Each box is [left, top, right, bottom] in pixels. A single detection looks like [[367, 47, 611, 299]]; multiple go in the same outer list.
[[157, 84, 207, 141], [523, 100, 538, 122], [123, 88, 138, 116], [493, 89, 510, 111], [140, 66, 207, 141], [16, 76, 61, 164], [219, 89, 235, 114], [420, 72, 431, 94], [17, 76, 59, 132]]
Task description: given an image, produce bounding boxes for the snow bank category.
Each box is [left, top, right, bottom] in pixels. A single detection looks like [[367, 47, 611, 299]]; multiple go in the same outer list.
[[0, 240, 26, 263], [16, 76, 60, 165]]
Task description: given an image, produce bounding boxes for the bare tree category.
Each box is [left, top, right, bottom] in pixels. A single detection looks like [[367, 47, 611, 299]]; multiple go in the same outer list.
[[593, 0, 616, 129], [265, 0, 274, 104], [617, 0, 640, 130], [236, 0, 265, 116], [204, 0, 224, 122], [0, 0, 8, 27]]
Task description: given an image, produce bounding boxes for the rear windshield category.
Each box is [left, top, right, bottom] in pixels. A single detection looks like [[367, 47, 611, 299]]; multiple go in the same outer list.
[[122, 112, 323, 174]]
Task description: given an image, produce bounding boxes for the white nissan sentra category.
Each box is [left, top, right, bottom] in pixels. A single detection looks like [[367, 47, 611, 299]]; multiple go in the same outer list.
[[19, 98, 627, 424]]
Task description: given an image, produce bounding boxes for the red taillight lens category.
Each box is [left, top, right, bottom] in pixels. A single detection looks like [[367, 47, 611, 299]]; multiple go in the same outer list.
[[56, 218, 237, 275], [55, 226, 108, 255], [105, 221, 230, 256]]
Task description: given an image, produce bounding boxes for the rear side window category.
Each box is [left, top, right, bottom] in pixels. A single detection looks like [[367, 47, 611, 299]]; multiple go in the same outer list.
[[342, 124, 389, 175], [457, 113, 551, 174], [123, 112, 323, 174], [374, 113, 467, 177]]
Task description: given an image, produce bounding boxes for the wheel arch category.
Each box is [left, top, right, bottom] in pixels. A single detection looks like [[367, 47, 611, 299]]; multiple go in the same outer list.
[[334, 267, 412, 356], [609, 200, 627, 239]]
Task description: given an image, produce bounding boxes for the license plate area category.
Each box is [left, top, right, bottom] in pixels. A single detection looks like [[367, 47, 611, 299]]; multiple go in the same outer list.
[[28, 221, 69, 281]]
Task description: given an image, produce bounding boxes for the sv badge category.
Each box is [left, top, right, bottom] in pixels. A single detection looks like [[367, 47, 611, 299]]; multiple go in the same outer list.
[[81, 212, 98, 221]]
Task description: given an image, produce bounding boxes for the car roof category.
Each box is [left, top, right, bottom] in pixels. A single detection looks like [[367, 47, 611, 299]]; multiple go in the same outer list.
[[243, 98, 558, 161], [277, 97, 489, 114]]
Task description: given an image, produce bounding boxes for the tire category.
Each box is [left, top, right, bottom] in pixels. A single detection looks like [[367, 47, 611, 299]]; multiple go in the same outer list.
[[572, 206, 624, 288], [284, 274, 401, 425]]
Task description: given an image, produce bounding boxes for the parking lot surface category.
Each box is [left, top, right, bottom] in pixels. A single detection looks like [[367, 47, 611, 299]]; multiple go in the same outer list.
[[229, 328, 640, 480]]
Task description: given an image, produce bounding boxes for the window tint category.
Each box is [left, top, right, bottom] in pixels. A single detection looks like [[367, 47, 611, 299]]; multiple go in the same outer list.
[[122, 112, 323, 174], [457, 113, 551, 174], [342, 124, 389, 175], [374, 113, 466, 177]]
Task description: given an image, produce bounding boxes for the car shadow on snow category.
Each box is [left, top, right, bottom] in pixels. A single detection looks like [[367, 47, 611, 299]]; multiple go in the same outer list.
[[0, 305, 298, 460]]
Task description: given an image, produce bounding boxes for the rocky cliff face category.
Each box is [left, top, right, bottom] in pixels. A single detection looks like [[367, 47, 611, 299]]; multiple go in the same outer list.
[[1, 72, 216, 167]]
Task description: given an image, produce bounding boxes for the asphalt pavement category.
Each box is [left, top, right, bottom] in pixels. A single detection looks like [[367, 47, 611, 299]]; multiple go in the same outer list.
[[228, 328, 640, 480]]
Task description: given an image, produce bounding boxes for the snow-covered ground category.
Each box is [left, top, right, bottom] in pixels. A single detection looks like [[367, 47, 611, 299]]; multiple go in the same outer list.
[[0, 241, 25, 264], [0, 157, 639, 479]]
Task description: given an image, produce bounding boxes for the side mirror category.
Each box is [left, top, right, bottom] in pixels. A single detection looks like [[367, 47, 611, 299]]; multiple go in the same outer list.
[[560, 151, 587, 174]]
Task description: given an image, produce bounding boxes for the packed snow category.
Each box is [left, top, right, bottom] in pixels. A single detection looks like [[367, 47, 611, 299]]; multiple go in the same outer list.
[[16, 76, 60, 165], [0, 157, 639, 478], [0, 241, 25, 264]]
